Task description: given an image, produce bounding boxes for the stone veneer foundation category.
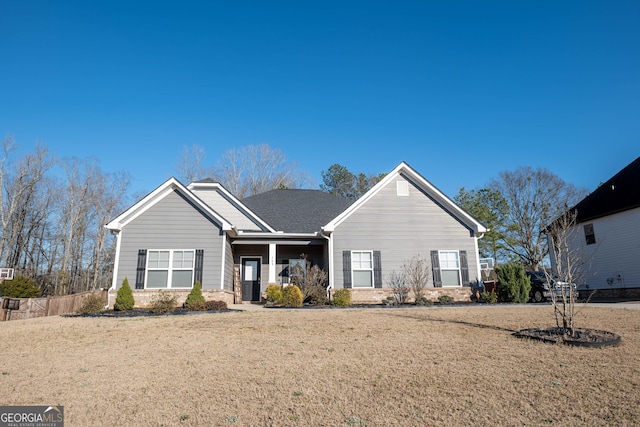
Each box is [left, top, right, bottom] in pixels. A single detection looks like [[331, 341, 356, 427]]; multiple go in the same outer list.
[[107, 289, 235, 309]]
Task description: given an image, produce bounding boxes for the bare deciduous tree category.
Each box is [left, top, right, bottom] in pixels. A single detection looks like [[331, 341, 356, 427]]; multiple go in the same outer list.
[[386, 270, 410, 304], [0, 140, 53, 270], [490, 167, 588, 270], [213, 144, 311, 198], [544, 209, 595, 337], [175, 144, 212, 184], [404, 255, 430, 303], [0, 138, 130, 296]]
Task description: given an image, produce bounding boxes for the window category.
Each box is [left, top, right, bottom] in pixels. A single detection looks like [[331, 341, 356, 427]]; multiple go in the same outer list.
[[146, 250, 195, 288], [584, 224, 596, 245], [439, 250, 461, 286], [288, 259, 306, 285], [351, 251, 373, 287]]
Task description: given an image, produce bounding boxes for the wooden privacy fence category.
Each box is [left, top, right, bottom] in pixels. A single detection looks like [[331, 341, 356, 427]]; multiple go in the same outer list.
[[0, 289, 107, 321]]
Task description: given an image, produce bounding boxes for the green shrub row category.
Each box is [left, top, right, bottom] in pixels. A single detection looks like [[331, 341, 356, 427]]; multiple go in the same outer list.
[[110, 278, 228, 313]]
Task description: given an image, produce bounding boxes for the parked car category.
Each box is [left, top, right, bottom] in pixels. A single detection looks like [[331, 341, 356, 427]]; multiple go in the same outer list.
[[526, 271, 577, 303]]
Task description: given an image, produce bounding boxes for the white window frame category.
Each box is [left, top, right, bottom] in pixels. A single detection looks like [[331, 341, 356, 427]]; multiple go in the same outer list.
[[439, 250, 462, 287], [351, 250, 374, 288], [146, 249, 195, 289]]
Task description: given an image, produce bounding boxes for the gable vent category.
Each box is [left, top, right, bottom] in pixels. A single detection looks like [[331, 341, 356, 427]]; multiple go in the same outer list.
[[396, 180, 409, 196]]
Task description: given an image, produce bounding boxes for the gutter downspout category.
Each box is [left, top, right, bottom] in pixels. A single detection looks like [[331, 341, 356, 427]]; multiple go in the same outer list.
[[106, 229, 122, 309]]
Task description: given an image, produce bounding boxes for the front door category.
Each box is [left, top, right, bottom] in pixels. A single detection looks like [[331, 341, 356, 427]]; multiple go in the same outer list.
[[241, 258, 261, 301]]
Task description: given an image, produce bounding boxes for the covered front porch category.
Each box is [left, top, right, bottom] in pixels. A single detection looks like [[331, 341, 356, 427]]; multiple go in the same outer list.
[[231, 238, 328, 302]]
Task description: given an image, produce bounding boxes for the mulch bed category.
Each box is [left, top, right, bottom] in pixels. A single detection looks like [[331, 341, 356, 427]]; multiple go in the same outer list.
[[65, 307, 237, 318], [513, 327, 621, 347]]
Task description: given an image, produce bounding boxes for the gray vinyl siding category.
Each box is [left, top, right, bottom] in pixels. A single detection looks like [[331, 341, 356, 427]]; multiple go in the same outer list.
[[563, 208, 640, 290], [332, 175, 479, 289], [190, 187, 265, 231], [115, 190, 225, 290]]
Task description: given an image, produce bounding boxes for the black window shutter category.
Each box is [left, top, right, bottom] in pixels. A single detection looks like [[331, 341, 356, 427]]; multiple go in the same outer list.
[[460, 250, 469, 285], [342, 251, 352, 288], [373, 251, 382, 288], [194, 249, 204, 285], [431, 250, 442, 288], [135, 249, 147, 289]]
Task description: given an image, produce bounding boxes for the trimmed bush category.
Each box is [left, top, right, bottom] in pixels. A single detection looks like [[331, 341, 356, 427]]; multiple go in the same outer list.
[[114, 277, 135, 311], [282, 285, 303, 307], [185, 281, 206, 311], [415, 296, 433, 306], [76, 292, 105, 315], [149, 290, 178, 313], [0, 275, 41, 298], [266, 284, 283, 305], [480, 290, 498, 304], [333, 288, 352, 307], [437, 295, 454, 305], [205, 300, 228, 311], [496, 263, 531, 303]]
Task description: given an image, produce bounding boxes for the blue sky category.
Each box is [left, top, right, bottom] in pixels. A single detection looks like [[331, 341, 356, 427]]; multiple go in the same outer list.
[[1, 1, 639, 200]]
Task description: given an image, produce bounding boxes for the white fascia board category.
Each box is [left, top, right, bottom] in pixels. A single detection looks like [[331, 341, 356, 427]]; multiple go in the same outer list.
[[188, 181, 277, 233], [323, 162, 488, 234], [105, 177, 233, 232]]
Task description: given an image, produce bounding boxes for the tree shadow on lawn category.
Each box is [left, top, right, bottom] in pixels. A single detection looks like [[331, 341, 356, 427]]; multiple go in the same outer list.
[[384, 312, 622, 347], [383, 311, 517, 333]]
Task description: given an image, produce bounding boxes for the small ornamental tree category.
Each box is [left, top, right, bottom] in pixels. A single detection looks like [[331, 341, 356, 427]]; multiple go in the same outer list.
[[289, 255, 329, 305], [387, 270, 409, 305], [114, 277, 135, 311], [185, 281, 206, 311], [404, 255, 430, 304], [495, 262, 530, 303], [544, 209, 589, 337]]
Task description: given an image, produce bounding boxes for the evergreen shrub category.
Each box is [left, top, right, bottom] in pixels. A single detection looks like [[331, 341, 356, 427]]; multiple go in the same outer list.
[[480, 290, 498, 304], [185, 281, 206, 311], [333, 288, 352, 307], [0, 276, 41, 298], [437, 295, 454, 304], [114, 277, 135, 311], [282, 285, 303, 307], [266, 284, 283, 305], [495, 263, 531, 303]]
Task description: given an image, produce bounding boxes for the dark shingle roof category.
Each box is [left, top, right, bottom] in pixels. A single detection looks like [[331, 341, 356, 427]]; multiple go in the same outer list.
[[241, 189, 353, 233], [571, 156, 640, 223]]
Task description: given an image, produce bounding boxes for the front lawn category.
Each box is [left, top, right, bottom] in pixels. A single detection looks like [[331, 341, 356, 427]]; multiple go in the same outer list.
[[1, 305, 637, 426]]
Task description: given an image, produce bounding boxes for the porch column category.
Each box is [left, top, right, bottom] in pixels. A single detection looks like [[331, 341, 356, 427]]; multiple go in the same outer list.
[[268, 243, 277, 284]]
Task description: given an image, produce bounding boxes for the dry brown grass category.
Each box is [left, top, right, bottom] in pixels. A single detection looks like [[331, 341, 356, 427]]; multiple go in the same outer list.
[[1, 305, 639, 426]]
